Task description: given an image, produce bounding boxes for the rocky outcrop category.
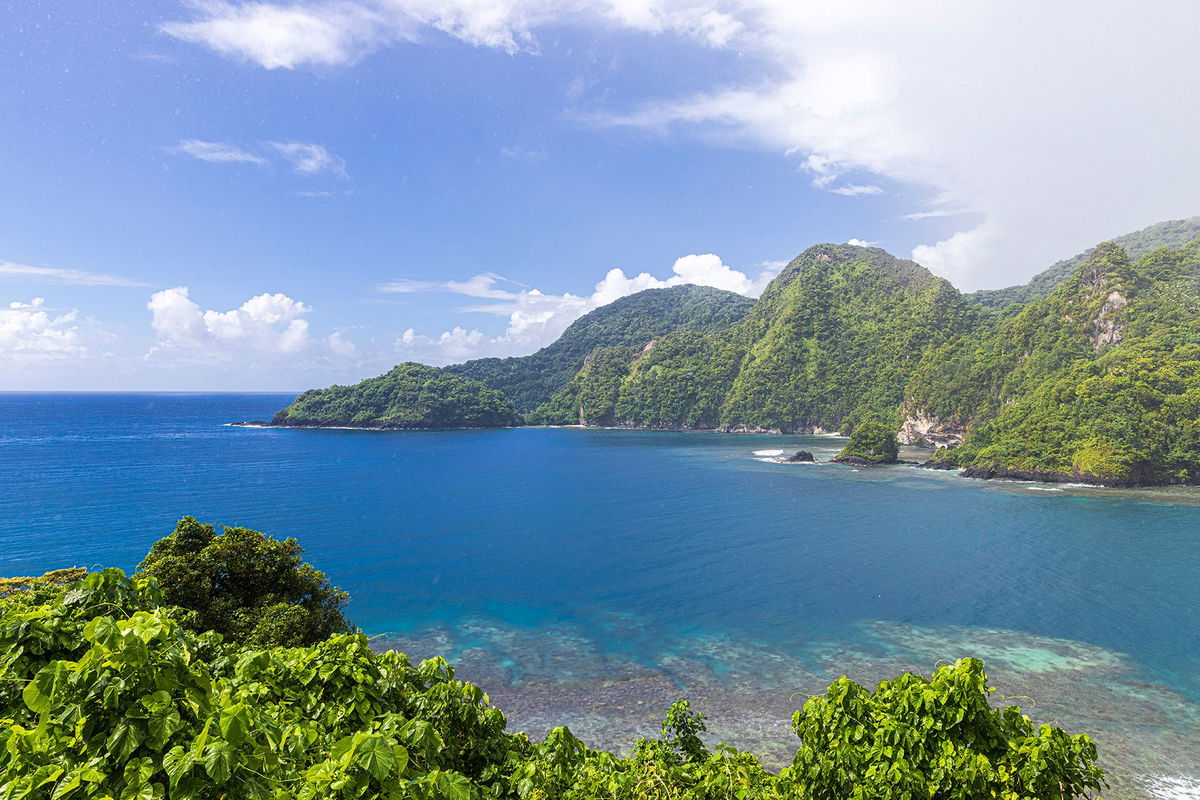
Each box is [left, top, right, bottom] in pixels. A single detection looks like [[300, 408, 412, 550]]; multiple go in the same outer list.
[[959, 461, 1163, 488], [831, 454, 880, 466], [783, 450, 815, 463], [1089, 290, 1127, 349], [897, 408, 967, 448], [717, 423, 837, 435]]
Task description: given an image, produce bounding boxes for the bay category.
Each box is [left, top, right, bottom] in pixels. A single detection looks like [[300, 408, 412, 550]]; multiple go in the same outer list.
[[1, 392, 1197, 799]]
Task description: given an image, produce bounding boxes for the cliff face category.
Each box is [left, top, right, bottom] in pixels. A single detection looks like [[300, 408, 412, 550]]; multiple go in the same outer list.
[[897, 408, 966, 449]]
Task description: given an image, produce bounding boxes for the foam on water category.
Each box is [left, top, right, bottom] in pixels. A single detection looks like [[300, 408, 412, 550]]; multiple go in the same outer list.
[[753, 449, 785, 456]]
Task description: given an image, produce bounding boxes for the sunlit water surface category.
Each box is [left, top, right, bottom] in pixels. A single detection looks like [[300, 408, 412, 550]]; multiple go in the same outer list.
[[1, 393, 1198, 799]]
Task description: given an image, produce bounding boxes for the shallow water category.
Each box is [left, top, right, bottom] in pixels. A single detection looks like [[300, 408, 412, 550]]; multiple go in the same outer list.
[[1, 393, 1197, 798]]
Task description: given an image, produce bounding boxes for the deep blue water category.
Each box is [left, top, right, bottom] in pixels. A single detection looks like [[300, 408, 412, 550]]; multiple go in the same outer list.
[[2, 393, 1199, 792]]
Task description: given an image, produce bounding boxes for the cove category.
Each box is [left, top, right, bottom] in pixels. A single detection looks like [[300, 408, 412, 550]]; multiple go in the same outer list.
[[1, 393, 1197, 799]]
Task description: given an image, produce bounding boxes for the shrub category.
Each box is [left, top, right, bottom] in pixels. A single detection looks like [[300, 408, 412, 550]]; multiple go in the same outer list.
[[137, 516, 350, 647]]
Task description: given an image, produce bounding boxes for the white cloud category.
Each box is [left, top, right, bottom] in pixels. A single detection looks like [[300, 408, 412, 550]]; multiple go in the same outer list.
[[147, 287, 312, 360], [0, 260, 149, 288], [326, 330, 358, 357], [269, 141, 348, 177], [161, 1, 395, 69], [910, 224, 997, 288], [0, 299, 86, 366], [162, 1, 1200, 290], [381, 252, 775, 364], [846, 238, 877, 247], [175, 138, 267, 165], [174, 138, 347, 177]]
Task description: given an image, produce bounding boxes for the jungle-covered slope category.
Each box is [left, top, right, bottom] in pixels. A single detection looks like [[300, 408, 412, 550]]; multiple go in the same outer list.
[[534, 244, 981, 432], [968, 215, 1200, 309], [543, 236, 1200, 486], [446, 285, 754, 412], [270, 362, 521, 429]]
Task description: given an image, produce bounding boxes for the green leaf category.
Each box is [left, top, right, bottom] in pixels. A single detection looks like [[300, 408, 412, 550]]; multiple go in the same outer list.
[[219, 703, 251, 747], [203, 741, 236, 785], [163, 746, 194, 789], [23, 661, 69, 714], [149, 708, 183, 747], [355, 736, 395, 782]]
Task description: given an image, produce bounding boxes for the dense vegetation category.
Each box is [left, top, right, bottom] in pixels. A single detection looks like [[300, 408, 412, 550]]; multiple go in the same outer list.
[[271, 362, 521, 429], [832, 421, 899, 464], [268, 217, 1200, 485], [138, 517, 351, 647], [447, 285, 754, 412], [534, 245, 981, 433], [0, 521, 1105, 799], [541, 232, 1200, 486], [914, 239, 1200, 485], [969, 215, 1200, 309]]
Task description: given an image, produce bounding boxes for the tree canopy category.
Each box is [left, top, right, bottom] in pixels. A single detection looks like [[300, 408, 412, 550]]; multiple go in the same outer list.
[[137, 516, 351, 647]]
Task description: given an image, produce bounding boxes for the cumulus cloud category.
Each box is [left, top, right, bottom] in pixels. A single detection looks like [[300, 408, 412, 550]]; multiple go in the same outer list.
[[0, 298, 86, 366], [0, 260, 149, 287], [164, 0, 1200, 289], [146, 287, 312, 360], [381, 252, 779, 364], [326, 330, 358, 357]]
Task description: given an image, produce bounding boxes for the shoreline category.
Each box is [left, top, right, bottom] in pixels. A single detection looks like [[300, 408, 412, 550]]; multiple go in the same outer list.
[[229, 421, 1197, 490]]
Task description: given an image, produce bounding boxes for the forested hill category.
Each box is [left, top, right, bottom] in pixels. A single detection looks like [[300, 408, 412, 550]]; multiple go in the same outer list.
[[543, 233, 1200, 486], [969, 215, 1200, 309], [533, 244, 980, 432], [910, 237, 1200, 486], [264, 286, 752, 429], [269, 362, 521, 429], [446, 284, 754, 411]]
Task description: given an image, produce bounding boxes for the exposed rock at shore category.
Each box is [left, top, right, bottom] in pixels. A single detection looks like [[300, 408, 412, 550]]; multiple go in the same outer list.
[[918, 459, 960, 471], [831, 454, 880, 466], [783, 450, 815, 463], [897, 408, 967, 448], [958, 462, 1162, 488]]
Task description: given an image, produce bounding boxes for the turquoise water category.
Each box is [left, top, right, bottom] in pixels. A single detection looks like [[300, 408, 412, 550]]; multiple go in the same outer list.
[[1, 393, 1198, 798]]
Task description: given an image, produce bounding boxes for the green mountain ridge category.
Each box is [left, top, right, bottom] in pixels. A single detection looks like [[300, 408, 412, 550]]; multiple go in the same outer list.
[[270, 218, 1200, 485], [968, 215, 1200, 309], [269, 362, 522, 429], [535, 244, 980, 433], [446, 284, 755, 412]]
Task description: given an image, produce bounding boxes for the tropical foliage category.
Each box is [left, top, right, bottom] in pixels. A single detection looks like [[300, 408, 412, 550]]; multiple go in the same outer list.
[[833, 421, 899, 464], [533, 244, 980, 433], [915, 239, 1200, 484], [447, 285, 754, 413], [138, 516, 351, 647], [969, 215, 1200, 309], [272, 362, 521, 429], [0, 553, 1104, 799]]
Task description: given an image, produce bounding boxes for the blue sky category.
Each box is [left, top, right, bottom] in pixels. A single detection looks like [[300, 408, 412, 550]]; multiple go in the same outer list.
[[2, 0, 1197, 390]]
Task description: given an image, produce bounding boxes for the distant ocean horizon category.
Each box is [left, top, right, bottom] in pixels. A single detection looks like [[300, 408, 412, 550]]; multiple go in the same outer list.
[[1, 392, 1198, 799]]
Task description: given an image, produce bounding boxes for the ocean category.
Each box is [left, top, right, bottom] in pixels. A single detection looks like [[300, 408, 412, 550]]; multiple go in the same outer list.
[[1, 392, 1197, 798]]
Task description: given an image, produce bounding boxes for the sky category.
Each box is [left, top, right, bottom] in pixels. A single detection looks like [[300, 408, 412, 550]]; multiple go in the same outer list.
[[2, 0, 1198, 390]]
